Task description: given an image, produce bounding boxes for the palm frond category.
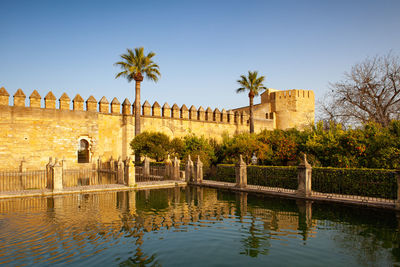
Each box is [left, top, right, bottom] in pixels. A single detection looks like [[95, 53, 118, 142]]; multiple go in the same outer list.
[[235, 70, 267, 95], [114, 47, 161, 82]]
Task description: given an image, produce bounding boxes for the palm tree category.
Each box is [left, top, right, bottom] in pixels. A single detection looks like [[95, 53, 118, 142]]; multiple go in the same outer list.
[[236, 71, 267, 133], [115, 47, 160, 136]]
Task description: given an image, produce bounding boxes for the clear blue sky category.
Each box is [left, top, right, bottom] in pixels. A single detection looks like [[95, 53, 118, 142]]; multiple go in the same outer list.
[[1, 0, 399, 114]]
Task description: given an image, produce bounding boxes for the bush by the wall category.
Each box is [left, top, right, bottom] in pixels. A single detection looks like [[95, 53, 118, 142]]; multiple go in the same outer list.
[[247, 166, 298, 189], [206, 164, 236, 183], [206, 164, 298, 189], [312, 167, 397, 199], [206, 164, 398, 200]]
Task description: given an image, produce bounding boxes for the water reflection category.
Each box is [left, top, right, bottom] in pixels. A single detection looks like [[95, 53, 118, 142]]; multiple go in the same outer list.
[[0, 186, 398, 266]]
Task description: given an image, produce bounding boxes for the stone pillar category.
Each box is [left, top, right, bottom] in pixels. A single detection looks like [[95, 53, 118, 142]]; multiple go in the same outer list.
[[143, 156, 150, 178], [173, 157, 180, 180], [61, 157, 67, 169], [19, 158, 27, 172], [20, 158, 27, 189], [185, 155, 194, 182], [297, 154, 312, 198], [117, 157, 125, 184], [126, 157, 136, 187], [194, 156, 203, 183], [396, 170, 400, 210], [52, 158, 63, 192], [46, 157, 54, 189], [164, 155, 173, 180], [235, 155, 247, 188]]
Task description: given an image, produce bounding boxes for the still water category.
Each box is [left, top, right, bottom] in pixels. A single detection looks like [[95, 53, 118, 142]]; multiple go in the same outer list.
[[0, 186, 399, 266]]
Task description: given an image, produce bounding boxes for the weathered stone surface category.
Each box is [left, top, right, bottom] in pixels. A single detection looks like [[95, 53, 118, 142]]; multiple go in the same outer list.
[[122, 98, 131, 115], [142, 100, 151, 116], [73, 94, 84, 111], [29, 90, 41, 108], [86, 96, 97, 112], [162, 103, 171, 117], [171, 104, 180, 118], [152, 101, 161, 116], [59, 93, 71, 110], [0, 88, 314, 170], [45, 92, 56, 109], [14, 89, 26, 107], [111, 97, 120, 114], [99, 96, 109, 113], [180, 104, 189, 119]]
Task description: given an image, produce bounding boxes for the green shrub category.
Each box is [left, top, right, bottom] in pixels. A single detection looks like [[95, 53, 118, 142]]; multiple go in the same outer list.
[[247, 166, 298, 189], [312, 167, 397, 199], [206, 164, 235, 183]]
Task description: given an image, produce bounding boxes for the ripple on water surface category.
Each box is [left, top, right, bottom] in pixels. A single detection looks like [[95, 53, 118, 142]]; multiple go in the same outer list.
[[0, 187, 399, 266]]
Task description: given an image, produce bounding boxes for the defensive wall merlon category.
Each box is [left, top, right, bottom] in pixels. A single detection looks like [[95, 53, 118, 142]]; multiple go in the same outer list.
[[0, 87, 256, 125]]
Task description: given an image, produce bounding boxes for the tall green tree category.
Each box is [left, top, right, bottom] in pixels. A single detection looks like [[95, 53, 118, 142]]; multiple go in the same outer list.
[[115, 47, 160, 136], [236, 71, 267, 133]]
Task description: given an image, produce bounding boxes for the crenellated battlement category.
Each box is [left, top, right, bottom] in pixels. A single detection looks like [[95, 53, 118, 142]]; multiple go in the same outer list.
[[0, 87, 310, 169], [0, 87, 251, 125]]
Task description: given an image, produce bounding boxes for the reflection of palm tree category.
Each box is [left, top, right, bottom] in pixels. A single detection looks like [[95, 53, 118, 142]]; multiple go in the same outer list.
[[240, 215, 270, 257], [119, 212, 161, 266]]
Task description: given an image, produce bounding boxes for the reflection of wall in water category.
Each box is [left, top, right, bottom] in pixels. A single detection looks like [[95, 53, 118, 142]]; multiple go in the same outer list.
[[0, 188, 316, 242]]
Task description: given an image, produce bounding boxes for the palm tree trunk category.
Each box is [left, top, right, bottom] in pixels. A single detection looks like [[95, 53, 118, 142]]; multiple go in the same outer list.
[[249, 93, 254, 133], [135, 80, 141, 136]]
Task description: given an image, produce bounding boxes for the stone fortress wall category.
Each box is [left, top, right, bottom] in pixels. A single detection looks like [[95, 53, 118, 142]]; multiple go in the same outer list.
[[0, 87, 314, 170]]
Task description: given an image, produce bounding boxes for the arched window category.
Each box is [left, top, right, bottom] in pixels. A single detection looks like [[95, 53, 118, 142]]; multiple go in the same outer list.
[[78, 139, 89, 163]]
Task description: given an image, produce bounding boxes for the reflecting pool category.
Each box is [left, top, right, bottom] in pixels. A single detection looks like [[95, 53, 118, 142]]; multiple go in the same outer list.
[[0, 186, 399, 266]]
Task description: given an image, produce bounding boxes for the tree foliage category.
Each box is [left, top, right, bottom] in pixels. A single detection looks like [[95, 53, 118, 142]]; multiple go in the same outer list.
[[322, 53, 400, 127], [115, 47, 160, 82], [236, 71, 267, 133]]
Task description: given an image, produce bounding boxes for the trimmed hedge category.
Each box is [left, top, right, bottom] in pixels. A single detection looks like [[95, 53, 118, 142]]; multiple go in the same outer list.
[[207, 164, 236, 183], [206, 164, 398, 200], [312, 167, 397, 199], [206, 164, 298, 189], [247, 166, 298, 189]]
